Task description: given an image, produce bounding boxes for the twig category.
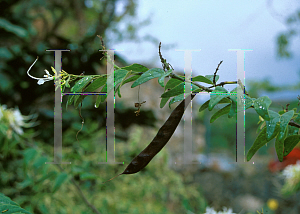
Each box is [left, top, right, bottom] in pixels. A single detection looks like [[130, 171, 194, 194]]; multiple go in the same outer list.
[[158, 42, 173, 71], [98, 35, 106, 61], [213, 60, 223, 85], [209, 81, 237, 88], [169, 73, 213, 92], [97, 35, 120, 70], [289, 120, 300, 129]]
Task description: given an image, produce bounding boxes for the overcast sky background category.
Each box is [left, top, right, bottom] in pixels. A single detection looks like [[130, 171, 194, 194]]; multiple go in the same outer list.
[[111, 0, 300, 102]]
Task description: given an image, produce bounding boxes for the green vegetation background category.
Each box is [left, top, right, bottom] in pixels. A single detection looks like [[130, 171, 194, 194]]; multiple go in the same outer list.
[[0, 0, 299, 213]]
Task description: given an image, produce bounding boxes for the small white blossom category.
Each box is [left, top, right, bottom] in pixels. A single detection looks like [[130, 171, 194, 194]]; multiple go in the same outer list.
[[205, 206, 236, 214], [27, 57, 55, 85], [281, 160, 300, 183], [280, 160, 300, 195], [0, 105, 37, 137]]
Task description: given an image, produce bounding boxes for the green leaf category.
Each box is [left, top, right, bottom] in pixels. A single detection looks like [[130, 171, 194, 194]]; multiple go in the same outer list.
[[169, 94, 185, 108], [227, 88, 246, 117], [0, 193, 32, 214], [275, 134, 285, 162], [95, 94, 102, 108], [117, 86, 122, 98], [192, 75, 213, 84], [116, 72, 130, 98], [83, 75, 107, 92], [275, 125, 288, 162], [74, 94, 90, 109], [247, 124, 280, 161], [199, 98, 231, 112], [245, 94, 254, 109], [288, 112, 300, 136], [161, 82, 199, 98], [33, 156, 48, 169], [17, 178, 33, 189], [158, 70, 172, 87], [199, 100, 210, 112], [205, 75, 219, 83], [66, 95, 75, 110], [36, 171, 57, 184], [70, 76, 94, 92], [65, 76, 70, 88], [283, 135, 300, 156], [0, 18, 28, 38], [0, 193, 20, 207], [0, 70, 12, 90], [121, 63, 148, 72], [115, 75, 140, 98], [73, 95, 81, 108], [52, 172, 68, 193], [165, 78, 182, 90], [209, 87, 229, 110], [160, 97, 169, 108], [253, 96, 272, 121], [23, 148, 37, 165], [74, 76, 107, 108], [228, 100, 237, 118], [99, 69, 129, 103], [114, 69, 130, 85], [131, 68, 164, 88], [277, 110, 294, 141], [210, 104, 231, 123], [80, 172, 98, 180], [0, 48, 13, 60], [265, 110, 280, 140], [121, 75, 140, 86]]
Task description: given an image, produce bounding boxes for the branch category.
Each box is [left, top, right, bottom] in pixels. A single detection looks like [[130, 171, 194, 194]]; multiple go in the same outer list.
[[169, 73, 214, 92], [289, 119, 300, 129], [209, 81, 237, 88], [159, 42, 173, 71], [213, 60, 223, 85]]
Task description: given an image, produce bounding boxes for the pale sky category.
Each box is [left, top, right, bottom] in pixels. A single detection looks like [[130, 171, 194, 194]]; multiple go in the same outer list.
[[112, 0, 300, 102]]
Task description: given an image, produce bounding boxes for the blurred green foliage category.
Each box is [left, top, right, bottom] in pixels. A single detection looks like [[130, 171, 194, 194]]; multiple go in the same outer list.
[[0, 0, 207, 213], [1, 119, 207, 213], [1, 1, 299, 213], [276, 9, 300, 59]]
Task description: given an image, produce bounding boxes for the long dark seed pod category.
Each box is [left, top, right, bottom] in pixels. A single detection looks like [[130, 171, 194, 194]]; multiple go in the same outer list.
[[103, 94, 195, 183]]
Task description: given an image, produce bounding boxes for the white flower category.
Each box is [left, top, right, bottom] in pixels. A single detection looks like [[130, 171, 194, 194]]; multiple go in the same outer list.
[[280, 160, 300, 195], [0, 104, 37, 136], [10, 107, 24, 134], [27, 57, 55, 85], [205, 206, 236, 214], [281, 161, 300, 184]]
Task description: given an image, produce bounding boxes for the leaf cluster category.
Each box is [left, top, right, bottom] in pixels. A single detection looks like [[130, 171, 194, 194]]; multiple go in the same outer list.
[[62, 50, 300, 175]]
